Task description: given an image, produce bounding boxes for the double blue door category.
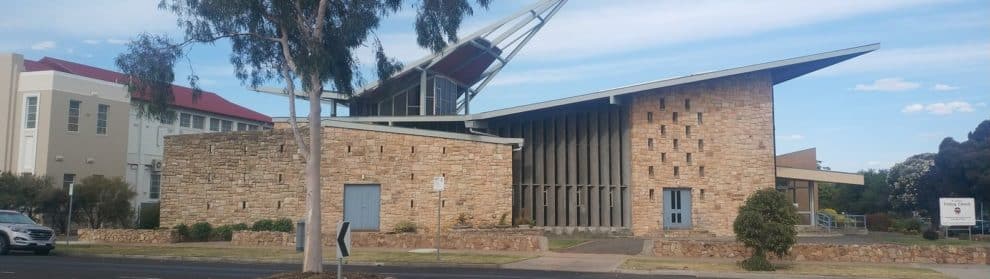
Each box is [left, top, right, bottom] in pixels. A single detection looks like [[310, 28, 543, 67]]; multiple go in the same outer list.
[[343, 184, 381, 231], [663, 188, 692, 229]]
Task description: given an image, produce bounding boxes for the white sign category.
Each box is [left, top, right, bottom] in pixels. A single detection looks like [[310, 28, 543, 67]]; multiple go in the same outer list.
[[68, 183, 74, 196], [433, 176, 445, 192], [336, 221, 351, 259], [939, 197, 976, 226]]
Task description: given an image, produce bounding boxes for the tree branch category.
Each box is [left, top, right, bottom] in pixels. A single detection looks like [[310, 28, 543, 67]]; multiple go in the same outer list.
[[282, 65, 310, 161], [313, 0, 329, 40]]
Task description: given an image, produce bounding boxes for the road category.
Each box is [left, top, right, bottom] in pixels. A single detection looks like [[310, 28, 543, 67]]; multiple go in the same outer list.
[[0, 254, 700, 279]]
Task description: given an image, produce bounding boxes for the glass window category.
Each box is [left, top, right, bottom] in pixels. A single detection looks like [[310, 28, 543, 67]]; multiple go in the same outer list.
[[179, 113, 192, 127], [149, 173, 160, 199], [237, 123, 248, 131], [62, 173, 75, 192], [209, 118, 221, 131], [247, 124, 259, 131], [192, 115, 206, 129], [159, 115, 174, 124], [68, 100, 81, 132], [659, 97, 665, 110], [221, 120, 233, 132], [685, 99, 691, 110], [97, 104, 109, 135], [25, 96, 38, 129]]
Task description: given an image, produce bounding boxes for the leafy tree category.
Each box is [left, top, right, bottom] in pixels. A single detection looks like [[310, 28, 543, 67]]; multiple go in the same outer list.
[[74, 175, 136, 229], [138, 203, 161, 229], [116, 0, 489, 272], [733, 189, 799, 271], [887, 153, 935, 214], [819, 169, 890, 214], [922, 120, 990, 224]]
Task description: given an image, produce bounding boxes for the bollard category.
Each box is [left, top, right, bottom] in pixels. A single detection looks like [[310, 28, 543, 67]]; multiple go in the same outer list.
[[296, 219, 305, 252]]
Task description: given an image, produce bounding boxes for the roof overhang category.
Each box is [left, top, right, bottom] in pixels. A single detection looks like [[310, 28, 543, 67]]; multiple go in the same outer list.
[[776, 167, 864, 185], [317, 120, 522, 146]]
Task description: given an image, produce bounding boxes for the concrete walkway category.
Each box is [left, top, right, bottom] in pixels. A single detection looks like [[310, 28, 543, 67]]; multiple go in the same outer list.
[[502, 252, 628, 273], [926, 264, 990, 279], [557, 238, 645, 255]]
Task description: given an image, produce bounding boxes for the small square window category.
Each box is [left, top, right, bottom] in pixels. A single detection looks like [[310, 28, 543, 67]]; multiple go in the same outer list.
[[649, 189, 655, 200], [685, 99, 691, 110], [699, 166, 706, 177], [685, 125, 692, 138], [192, 115, 206, 129], [672, 112, 679, 122], [674, 166, 680, 177], [660, 125, 667, 137], [673, 139, 679, 150], [686, 153, 692, 164], [697, 112, 703, 125], [698, 139, 704, 151], [179, 113, 192, 128], [659, 97, 666, 110], [661, 152, 667, 163], [648, 166, 655, 177], [648, 138, 654, 150], [647, 112, 653, 123]]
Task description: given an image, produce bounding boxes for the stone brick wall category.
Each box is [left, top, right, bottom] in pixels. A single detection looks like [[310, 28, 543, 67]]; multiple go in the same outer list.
[[161, 127, 514, 235], [653, 239, 990, 264], [78, 229, 179, 244], [629, 72, 775, 236], [231, 229, 546, 252]]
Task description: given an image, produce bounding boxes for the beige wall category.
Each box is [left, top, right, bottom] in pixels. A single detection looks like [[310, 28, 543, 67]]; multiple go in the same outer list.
[[629, 72, 776, 236], [161, 127, 514, 233], [0, 53, 24, 171]]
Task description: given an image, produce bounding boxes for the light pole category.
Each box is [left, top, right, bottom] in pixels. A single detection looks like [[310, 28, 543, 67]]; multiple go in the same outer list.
[[65, 183, 74, 246]]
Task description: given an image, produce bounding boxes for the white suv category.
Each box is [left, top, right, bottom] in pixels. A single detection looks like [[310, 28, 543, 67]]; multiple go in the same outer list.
[[0, 210, 55, 255]]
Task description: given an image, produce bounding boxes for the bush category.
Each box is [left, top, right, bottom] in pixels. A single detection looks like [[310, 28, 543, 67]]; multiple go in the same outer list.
[[922, 230, 939, 240], [213, 225, 234, 241], [733, 189, 799, 271], [137, 203, 160, 229], [189, 222, 213, 242], [891, 218, 923, 234], [865, 213, 891, 232], [272, 218, 294, 232], [252, 219, 275, 231], [173, 223, 190, 240], [392, 220, 417, 233], [819, 208, 848, 225], [231, 223, 249, 231]]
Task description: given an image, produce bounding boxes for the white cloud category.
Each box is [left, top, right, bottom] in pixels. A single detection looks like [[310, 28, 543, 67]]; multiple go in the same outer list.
[[30, 41, 56, 50], [782, 134, 805, 141], [83, 39, 101, 45], [854, 78, 920, 92], [931, 84, 959, 91], [903, 101, 976, 115]]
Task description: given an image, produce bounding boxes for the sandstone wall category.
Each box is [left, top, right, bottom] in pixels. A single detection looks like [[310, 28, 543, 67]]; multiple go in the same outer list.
[[231, 230, 546, 252], [78, 229, 180, 244], [653, 239, 990, 264], [629, 72, 776, 236], [161, 127, 514, 234]]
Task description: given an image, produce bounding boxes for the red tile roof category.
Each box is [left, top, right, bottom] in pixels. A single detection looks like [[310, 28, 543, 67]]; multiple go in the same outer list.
[[23, 57, 272, 123]]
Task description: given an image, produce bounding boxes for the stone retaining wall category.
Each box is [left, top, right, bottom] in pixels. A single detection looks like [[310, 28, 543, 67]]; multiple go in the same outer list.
[[78, 229, 180, 244], [653, 239, 990, 264], [232, 229, 546, 252]]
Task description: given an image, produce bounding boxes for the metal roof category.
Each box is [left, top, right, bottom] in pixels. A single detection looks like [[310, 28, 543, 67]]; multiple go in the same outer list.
[[318, 120, 523, 145], [331, 43, 879, 123]]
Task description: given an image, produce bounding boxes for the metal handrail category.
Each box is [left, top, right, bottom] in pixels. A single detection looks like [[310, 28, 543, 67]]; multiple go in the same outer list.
[[843, 214, 868, 230], [816, 212, 833, 233]]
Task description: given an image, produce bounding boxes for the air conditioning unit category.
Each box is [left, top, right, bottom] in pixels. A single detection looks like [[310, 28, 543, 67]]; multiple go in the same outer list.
[[151, 159, 164, 172]]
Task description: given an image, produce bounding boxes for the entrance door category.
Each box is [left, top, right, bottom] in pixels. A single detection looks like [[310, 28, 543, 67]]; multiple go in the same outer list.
[[343, 184, 381, 231], [663, 188, 692, 229]]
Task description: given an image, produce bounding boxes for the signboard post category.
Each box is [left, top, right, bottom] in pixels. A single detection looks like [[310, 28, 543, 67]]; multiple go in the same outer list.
[[433, 176, 445, 261], [939, 198, 976, 239], [65, 183, 74, 246], [336, 221, 351, 279]]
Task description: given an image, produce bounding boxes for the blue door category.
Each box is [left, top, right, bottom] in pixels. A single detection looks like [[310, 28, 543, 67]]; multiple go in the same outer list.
[[663, 188, 692, 229], [344, 184, 381, 231]]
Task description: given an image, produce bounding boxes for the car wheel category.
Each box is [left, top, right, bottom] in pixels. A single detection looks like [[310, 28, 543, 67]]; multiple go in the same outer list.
[[34, 249, 51, 256], [0, 235, 9, 255]]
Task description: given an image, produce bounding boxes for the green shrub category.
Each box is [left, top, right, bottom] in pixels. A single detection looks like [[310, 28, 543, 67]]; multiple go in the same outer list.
[[137, 203, 160, 229], [213, 225, 234, 241], [252, 219, 275, 231], [819, 208, 848, 224], [922, 230, 939, 240], [272, 218, 294, 232], [231, 223, 249, 231], [891, 218, 923, 234], [173, 223, 190, 240], [733, 189, 799, 271], [865, 213, 891, 232], [189, 222, 213, 242], [392, 220, 417, 233]]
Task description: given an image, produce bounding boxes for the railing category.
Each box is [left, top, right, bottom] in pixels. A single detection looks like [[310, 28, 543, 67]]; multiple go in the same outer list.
[[974, 220, 988, 235], [816, 212, 833, 233], [843, 214, 868, 230]]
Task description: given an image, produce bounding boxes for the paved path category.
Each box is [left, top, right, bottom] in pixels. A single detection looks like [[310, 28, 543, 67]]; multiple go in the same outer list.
[[558, 238, 645, 255], [0, 254, 698, 279], [503, 252, 629, 273], [926, 264, 990, 279]]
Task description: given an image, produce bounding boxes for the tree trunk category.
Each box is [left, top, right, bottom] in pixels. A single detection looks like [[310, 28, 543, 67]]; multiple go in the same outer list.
[[302, 88, 324, 272]]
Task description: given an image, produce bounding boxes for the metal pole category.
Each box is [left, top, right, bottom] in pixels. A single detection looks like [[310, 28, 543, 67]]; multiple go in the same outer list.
[[65, 183, 73, 246], [436, 190, 441, 261], [337, 257, 342, 279]]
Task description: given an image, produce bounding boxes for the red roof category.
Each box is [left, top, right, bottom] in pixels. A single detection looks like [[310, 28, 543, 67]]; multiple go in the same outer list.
[[23, 57, 272, 124]]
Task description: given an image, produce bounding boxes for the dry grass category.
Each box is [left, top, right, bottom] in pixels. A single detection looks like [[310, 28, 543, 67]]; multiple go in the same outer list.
[[622, 257, 953, 279], [59, 244, 530, 265]]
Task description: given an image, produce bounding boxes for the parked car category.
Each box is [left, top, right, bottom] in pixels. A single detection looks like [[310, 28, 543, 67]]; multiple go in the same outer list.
[[0, 210, 55, 255]]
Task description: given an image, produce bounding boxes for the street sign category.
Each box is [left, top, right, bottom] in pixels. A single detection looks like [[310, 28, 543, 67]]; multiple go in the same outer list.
[[940, 197, 976, 226], [336, 221, 351, 258], [433, 176, 445, 192], [68, 183, 74, 196]]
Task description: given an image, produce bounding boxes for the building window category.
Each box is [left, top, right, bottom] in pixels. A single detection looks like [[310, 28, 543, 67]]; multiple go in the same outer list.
[[699, 166, 705, 177], [209, 118, 221, 131], [660, 125, 667, 137], [698, 139, 704, 151], [686, 153, 693, 165], [649, 189, 655, 200], [149, 173, 161, 199], [62, 173, 75, 192], [661, 152, 667, 163], [672, 112, 678, 122], [697, 112, 703, 125], [247, 124, 259, 131], [67, 100, 81, 132], [179, 113, 192, 127], [237, 123, 248, 131], [673, 139, 679, 150], [685, 125, 691, 138], [647, 112, 653, 123], [659, 97, 666, 111], [97, 104, 109, 135], [160, 114, 174, 124], [648, 166, 655, 177], [648, 138, 654, 150], [685, 99, 691, 110], [25, 96, 38, 129], [192, 115, 206, 129], [221, 120, 233, 132], [674, 166, 680, 178]]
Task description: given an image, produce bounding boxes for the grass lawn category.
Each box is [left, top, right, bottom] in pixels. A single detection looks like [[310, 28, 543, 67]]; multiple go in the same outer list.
[[59, 244, 530, 265], [621, 257, 952, 279], [548, 239, 588, 251]]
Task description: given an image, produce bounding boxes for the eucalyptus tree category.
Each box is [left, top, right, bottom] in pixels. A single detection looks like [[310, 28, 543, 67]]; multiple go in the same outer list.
[[115, 0, 489, 272]]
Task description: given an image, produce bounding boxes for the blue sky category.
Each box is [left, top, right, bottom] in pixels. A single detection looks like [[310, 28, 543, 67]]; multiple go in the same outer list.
[[3, 0, 988, 172]]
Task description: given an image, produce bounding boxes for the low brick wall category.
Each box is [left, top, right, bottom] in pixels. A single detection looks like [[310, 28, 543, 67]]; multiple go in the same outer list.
[[653, 239, 990, 264], [232, 229, 546, 252], [78, 229, 180, 244]]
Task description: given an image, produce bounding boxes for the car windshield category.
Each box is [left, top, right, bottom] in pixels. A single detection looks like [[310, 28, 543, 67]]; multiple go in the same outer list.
[[0, 212, 37, 224]]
